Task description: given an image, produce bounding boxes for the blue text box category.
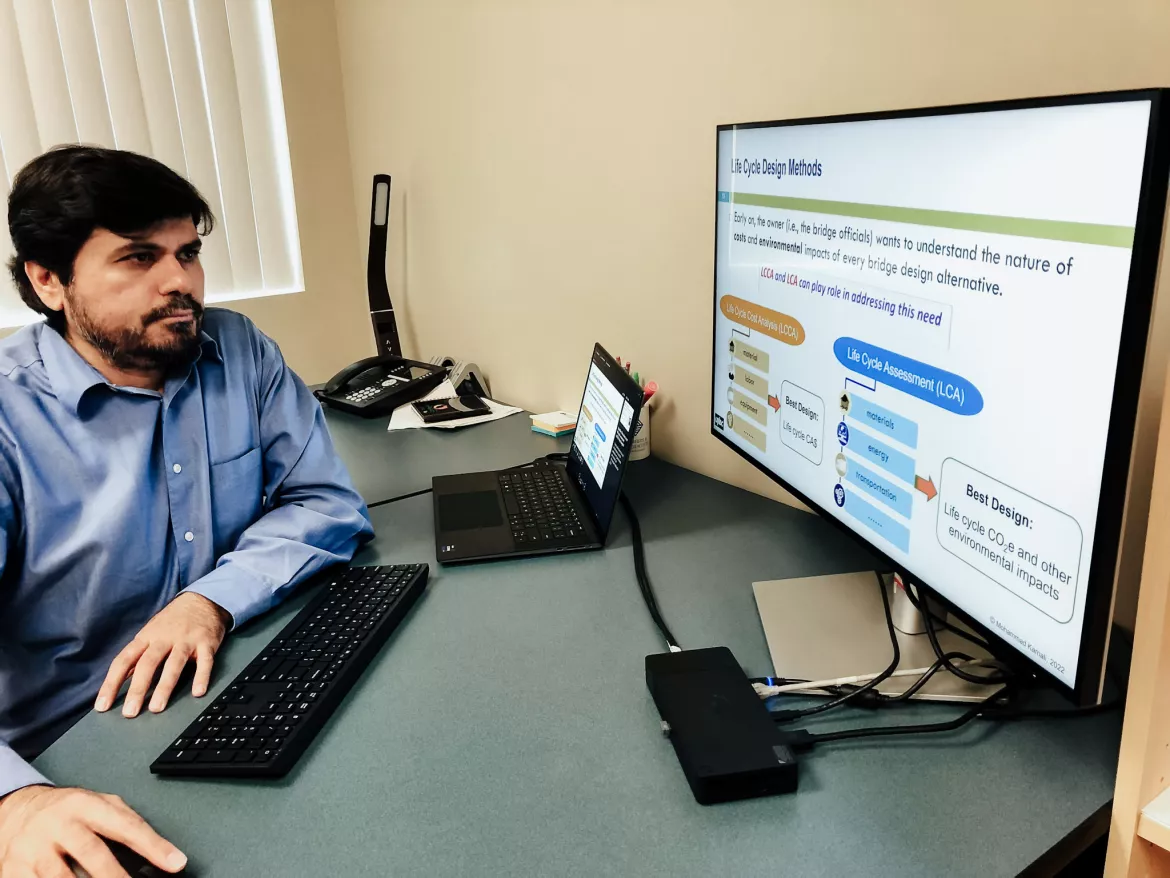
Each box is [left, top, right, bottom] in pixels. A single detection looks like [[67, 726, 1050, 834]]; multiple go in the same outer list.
[[833, 337, 983, 415], [848, 396, 918, 449], [845, 425, 915, 484], [843, 490, 911, 554], [845, 459, 913, 518]]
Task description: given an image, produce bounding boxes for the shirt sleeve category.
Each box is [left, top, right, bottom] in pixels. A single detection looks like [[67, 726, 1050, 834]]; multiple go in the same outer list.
[[0, 441, 52, 799], [183, 329, 375, 628], [0, 743, 50, 799]]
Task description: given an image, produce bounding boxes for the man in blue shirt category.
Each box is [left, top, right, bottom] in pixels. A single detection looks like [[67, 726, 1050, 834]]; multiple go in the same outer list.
[[0, 147, 374, 876]]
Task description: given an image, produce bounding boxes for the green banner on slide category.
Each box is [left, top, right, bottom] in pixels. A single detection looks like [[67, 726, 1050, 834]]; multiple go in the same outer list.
[[730, 192, 1134, 248]]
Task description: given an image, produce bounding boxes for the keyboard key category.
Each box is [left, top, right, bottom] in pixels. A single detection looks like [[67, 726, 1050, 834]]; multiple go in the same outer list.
[[235, 750, 256, 763]]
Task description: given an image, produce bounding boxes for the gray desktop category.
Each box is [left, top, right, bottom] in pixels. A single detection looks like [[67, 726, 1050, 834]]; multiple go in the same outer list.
[[34, 419, 1123, 876]]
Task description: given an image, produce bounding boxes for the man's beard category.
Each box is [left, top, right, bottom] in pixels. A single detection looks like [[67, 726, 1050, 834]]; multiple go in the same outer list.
[[65, 290, 205, 373]]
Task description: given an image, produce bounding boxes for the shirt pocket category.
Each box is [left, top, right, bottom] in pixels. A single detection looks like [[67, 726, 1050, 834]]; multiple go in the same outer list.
[[209, 446, 263, 557]]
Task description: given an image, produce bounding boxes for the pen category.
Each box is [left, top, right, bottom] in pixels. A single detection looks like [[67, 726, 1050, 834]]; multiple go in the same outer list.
[[643, 380, 658, 403], [633, 371, 640, 386], [626, 361, 632, 374]]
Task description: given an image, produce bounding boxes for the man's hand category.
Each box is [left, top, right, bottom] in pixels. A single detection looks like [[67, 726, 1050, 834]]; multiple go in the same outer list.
[[0, 784, 186, 877], [95, 592, 230, 718]]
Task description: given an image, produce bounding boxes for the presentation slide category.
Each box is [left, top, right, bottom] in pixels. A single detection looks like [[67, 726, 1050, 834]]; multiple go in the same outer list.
[[712, 100, 1152, 687], [574, 364, 625, 488]]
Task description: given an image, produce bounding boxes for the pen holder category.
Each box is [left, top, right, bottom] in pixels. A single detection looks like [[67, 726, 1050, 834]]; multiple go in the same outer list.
[[630, 405, 651, 461]]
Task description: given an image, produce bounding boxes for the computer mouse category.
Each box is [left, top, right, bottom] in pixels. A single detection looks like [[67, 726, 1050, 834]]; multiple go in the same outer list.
[[70, 839, 189, 877]]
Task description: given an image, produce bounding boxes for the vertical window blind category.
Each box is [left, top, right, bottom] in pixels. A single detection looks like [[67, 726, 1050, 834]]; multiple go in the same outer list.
[[0, 0, 302, 328]]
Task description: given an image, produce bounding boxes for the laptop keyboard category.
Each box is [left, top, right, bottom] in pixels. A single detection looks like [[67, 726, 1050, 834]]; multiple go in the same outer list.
[[499, 467, 586, 546]]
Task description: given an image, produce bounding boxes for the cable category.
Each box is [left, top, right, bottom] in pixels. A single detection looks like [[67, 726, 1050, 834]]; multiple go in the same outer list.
[[920, 593, 1014, 685], [367, 487, 433, 509], [887, 652, 975, 703], [753, 656, 983, 699], [770, 571, 900, 722], [778, 688, 1011, 750], [618, 492, 681, 652], [778, 679, 1124, 752], [898, 579, 991, 652], [987, 700, 1124, 721], [891, 573, 1013, 685]]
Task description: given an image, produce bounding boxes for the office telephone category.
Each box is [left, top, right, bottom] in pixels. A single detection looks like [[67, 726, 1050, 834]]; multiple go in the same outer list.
[[313, 174, 487, 419], [314, 355, 447, 417]]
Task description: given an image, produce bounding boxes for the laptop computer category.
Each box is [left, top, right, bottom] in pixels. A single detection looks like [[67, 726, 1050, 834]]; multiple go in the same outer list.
[[432, 343, 644, 564]]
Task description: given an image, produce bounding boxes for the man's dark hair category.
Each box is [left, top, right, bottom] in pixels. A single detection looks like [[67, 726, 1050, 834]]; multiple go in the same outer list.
[[7, 145, 214, 326]]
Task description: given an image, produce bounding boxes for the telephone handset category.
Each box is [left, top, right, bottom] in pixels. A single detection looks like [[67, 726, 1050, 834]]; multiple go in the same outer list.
[[314, 174, 462, 418]]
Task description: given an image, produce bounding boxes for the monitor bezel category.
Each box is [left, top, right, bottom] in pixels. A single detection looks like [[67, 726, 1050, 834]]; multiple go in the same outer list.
[[709, 88, 1170, 705]]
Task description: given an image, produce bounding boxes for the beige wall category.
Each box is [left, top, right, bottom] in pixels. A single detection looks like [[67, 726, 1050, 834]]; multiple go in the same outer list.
[[228, 0, 373, 383], [332, 0, 1170, 507]]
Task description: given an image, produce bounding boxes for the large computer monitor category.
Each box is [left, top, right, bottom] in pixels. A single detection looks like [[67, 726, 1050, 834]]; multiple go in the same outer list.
[[711, 90, 1170, 705]]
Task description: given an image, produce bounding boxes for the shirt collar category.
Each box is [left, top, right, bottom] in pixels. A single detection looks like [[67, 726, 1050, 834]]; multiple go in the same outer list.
[[39, 325, 222, 417]]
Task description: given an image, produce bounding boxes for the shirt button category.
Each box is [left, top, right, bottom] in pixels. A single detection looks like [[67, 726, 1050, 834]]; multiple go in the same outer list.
[[184, 531, 194, 542], [173, 464, 182, 474]]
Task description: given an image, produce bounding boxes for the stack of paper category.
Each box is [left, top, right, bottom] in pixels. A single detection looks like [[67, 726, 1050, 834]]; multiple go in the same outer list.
[[387, 380, 523, 432], [530, 411, 577, 437]]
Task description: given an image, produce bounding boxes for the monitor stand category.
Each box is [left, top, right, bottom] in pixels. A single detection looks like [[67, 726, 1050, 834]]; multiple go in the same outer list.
[[753, 571, 1003, 702]]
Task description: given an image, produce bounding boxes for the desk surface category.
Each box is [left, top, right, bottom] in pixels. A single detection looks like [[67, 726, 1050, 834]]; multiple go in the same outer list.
[[35, 415, 1121, 877], [323, 409, 568, 503]]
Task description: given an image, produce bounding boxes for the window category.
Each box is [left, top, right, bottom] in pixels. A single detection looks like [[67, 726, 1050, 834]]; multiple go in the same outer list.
[[0, 0, 302, 328]]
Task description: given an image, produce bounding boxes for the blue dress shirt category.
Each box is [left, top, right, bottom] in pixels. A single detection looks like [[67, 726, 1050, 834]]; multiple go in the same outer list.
[[0, 308, 374, 797]]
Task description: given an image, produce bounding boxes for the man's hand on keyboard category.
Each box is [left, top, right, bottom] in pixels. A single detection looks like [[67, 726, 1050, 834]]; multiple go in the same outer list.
[[0, 784, 187, 877], [95, 592, 232, 718]]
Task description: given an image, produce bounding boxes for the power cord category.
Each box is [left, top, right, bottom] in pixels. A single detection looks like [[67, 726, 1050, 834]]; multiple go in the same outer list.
[[897, 578, 992, 653], [778, 682, 1124, 752], [917, 587, 1015, 686], [542, 453, 682, 652], [366, 487, 433, 510], [619, 492, 681, 652], [778, 687, 1012, 750], [366, 450, 569, 510]]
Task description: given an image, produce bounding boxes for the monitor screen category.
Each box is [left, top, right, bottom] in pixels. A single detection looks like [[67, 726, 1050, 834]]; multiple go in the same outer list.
[[568, 343, 643, 536], [711, 93, 1167, 696]]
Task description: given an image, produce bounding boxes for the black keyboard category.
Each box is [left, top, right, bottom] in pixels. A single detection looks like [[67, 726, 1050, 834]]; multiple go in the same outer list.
[[150, 563, 428, 778], [499, 466, 586, 546]]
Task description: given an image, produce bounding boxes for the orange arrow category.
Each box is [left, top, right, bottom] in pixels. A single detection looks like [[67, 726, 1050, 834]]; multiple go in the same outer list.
[[767, 395, 780, 412], [914, 475, 937, 501]]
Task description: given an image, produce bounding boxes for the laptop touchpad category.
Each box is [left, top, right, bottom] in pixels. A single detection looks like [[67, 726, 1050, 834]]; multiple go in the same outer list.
[[439, 491, 504, 531]]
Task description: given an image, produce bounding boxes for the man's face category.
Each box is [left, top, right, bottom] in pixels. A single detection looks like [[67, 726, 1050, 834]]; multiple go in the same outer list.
[[62, 218, 206, 372]]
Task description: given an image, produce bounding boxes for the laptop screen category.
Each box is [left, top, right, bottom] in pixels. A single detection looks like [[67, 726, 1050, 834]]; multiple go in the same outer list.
[[567, 344, 644, 537]]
